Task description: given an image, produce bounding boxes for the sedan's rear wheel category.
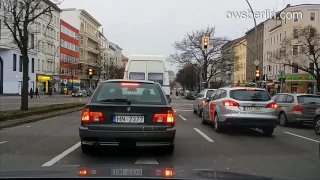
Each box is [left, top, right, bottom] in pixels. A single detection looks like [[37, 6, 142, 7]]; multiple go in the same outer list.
[[214, 114, 222, 133], [201, 111, 208, 125], [279, 113, 288, 127], [263, 127, 274, 136], [81, 144, 92, 154], [164, 145, 175, 154]]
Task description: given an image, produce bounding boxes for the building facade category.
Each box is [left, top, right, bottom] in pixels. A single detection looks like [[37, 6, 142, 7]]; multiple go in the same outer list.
[[59, 20, 80, 92], [233, 36, 247, 85], [122, 55, 129, 68], [60, 8, 102, 88], [36, 1, 62, 93], [245, 22, 264, 82], [110, 42, 123, 67]]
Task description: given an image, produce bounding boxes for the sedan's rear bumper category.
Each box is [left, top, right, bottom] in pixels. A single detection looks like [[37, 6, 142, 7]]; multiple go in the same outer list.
[[222, 117, 278, 128], [79, 126, 176, 147]]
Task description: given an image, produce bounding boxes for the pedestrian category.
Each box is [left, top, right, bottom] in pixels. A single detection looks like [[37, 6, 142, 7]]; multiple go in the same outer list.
[[35, 87, 40, 98], [43, 87, 46, 95], [48, 87, 52, 97], [175, 90, 180, 100], [29, 88, 33, 99]]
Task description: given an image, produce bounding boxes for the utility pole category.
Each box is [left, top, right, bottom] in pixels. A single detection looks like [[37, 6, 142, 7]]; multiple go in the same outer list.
[[245, 0, 259, 88]]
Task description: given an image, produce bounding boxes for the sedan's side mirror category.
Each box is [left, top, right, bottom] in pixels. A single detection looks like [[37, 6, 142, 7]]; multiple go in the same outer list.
[[168, 97, 172, 103], [206, 97, 211, 102]]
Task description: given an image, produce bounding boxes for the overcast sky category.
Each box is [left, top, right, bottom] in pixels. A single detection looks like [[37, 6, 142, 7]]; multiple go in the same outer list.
[[59, 0, 317, 72]]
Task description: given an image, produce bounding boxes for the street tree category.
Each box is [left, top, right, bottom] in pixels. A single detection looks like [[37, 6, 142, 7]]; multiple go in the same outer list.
[[270, 25, 320, 92], [0, 0, 61, 110], [107, 61, 125, 79], [167, 26, 234, 88], [175, 63, 197, 90]]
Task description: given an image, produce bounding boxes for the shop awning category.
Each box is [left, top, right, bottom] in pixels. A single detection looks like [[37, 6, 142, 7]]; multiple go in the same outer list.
[[60, 82, 80, 87]]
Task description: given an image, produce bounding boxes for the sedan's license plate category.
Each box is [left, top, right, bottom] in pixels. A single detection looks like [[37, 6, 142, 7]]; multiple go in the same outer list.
[[245, 107, 262, 111], [111, 169, 143, 176], [113, 116, 144, 123]]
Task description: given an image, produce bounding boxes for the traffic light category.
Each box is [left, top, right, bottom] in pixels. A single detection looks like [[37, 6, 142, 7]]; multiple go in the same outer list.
[[88, 68, 94, 79], [255, 69, 260, 79], [202, 37, 209, 50]]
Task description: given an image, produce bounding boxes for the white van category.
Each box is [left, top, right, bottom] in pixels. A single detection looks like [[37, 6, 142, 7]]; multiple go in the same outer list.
[[123, 55, 171, 99]]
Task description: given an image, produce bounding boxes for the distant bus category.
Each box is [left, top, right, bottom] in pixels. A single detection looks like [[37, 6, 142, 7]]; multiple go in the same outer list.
[[123, 55, 171, 99]]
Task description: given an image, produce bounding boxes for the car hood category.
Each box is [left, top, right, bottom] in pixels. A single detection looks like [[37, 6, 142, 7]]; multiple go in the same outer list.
[[0, 165, 286, 180]]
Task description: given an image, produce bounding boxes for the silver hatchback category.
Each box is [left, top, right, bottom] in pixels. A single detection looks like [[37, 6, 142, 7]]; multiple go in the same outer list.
[[202, 87, 278, 136]]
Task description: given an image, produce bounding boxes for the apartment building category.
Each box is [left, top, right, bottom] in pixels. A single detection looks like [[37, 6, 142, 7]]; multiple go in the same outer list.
[[60, 8, 101, 88], [35, 1, 61, 93], [59, 20, 80, 92], [245, 22, 264, 82], [264, 4, 320, 93], [233, 36, 247, 85], [109, 42, 123, 67], [98, 31, 109, 81], [0, 0, 60, 94]]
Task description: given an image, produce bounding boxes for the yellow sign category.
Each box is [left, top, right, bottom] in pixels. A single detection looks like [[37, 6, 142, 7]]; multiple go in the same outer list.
[[37, 75, 51, 81]]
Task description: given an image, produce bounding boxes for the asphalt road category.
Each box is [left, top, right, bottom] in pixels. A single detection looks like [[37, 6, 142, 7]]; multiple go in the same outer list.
[[0, 98, 320, 179], [0, 95, 89, 111]]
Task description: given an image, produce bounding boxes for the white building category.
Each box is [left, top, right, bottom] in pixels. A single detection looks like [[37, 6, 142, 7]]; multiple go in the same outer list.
[[35, 0, 62, 93], [109, 42, 123, 67]]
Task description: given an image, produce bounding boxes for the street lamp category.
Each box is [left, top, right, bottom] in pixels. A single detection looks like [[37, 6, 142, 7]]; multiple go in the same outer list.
[[51, 35, 77, 97]]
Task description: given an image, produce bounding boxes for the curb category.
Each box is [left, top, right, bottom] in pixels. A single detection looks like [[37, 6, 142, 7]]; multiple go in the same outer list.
[[0, 107, 83, 129]]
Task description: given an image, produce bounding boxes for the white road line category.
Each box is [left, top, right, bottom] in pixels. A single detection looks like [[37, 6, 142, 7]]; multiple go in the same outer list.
[[173, 110, 177, 112], [135, 157, 159, 164], [283, 131, 320, 143], [0, 141, 8, 145], [179, 115, 187, 121], [194, 128, 214, 142], [42, 142, 81, 167]]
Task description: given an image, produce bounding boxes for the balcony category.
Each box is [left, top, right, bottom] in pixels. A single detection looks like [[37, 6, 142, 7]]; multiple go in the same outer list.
[[79, 30, 99, 43]]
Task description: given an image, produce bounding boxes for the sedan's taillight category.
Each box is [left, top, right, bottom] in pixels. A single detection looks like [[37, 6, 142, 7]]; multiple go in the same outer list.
[[222, 100, 240, 107], [266, 102, 278, 108], [81, 108, 104, 123], [292, 105, 304, 111], [153, 110, 175, 124]]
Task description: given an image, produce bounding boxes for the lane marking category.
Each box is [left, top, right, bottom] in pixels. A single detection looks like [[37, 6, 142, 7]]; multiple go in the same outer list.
[[194, 128, 214, 142], [283, 131, 320, 143], [173, 110, 177, 112], [135, 157, 159, 164], [42, 142, 81, 167], [179, 115, 187, 121], [0, 141, 8, 145]]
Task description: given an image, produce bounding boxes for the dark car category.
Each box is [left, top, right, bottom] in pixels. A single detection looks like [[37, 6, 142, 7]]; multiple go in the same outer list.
[[185, 91, 197, 100], [79, 79, 176, 154]]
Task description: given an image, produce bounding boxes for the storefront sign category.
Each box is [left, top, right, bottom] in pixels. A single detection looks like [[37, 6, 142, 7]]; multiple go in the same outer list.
[[277, 75, 315, 80], [37, 75, 51, 82]]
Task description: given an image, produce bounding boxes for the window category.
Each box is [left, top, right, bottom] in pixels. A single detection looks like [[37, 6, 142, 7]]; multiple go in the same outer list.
[[148, 73, 163, 85], [309, 62, 314, 71], [31, 58, 34, 73], [310, 45, 314, 54], [310, 12, 315, 21], [0, 19, 1, 39], [298, 95, 320, 104], [293, 29, 298, 38], [13, 54, 17, 71], [19, 56, 23, 72], [38, 59, 40, 71], [285, 95, 294, 103], [206, 90, 216, 98], [293, 45, 298, 55], [292, 63, 298, 73], [229, 89, 271, 101], [80, 36, 84, 44], [129, 72, 145, 80], [30, 34, 34, 49], [92, 82, 167, 105], [294, 14, 299, 22]]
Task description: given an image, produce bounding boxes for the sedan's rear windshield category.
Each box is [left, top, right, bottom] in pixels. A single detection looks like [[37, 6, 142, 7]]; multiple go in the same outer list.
[[91, 82, 167, 105], [297, 95, 320, 104], [230, 89, 271, 101]]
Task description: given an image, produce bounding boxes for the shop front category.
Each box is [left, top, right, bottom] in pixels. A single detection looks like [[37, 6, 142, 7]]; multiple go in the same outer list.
[[36, 74, 52, 93], [277, 74, 316, 93], [60, 79, 80, 94]]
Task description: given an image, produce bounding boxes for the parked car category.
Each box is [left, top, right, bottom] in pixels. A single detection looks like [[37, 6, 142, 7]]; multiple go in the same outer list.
[[72, 89, 88, 97], [185, 91, 197, 100], [272, 93, 320, 126], [193, 89, 217, 116], [201, 87, 278, 136]]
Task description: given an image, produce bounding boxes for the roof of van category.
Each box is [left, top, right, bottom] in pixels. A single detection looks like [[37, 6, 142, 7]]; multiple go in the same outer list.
[[129, 54, 165, 61]]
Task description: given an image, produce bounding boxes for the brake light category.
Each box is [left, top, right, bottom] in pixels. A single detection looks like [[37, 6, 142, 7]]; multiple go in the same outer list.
[[81, 108, 104, 122], [121, 82, 139, 86], [202, 100, 206, 104], [266, 101, 278, 108], [292, 105, 304, 111], [222, 99, 240, 107], [246, 88, 256, 91], [153, 110, 175, 124]]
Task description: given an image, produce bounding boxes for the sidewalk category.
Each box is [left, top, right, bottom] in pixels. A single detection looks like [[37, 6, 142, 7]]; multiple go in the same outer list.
[[0, 94, 72, 100]]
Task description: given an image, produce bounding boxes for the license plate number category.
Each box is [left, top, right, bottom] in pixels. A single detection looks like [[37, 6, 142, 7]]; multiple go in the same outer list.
[[111, 169, 143, 176], [113, 116, 144, 123], [244, 107, 262, 111]]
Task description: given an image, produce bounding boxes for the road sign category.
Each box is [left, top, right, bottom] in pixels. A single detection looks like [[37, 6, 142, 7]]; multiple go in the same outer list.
[[64, 79, 68, 85], [253, 60, 260, 66]]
